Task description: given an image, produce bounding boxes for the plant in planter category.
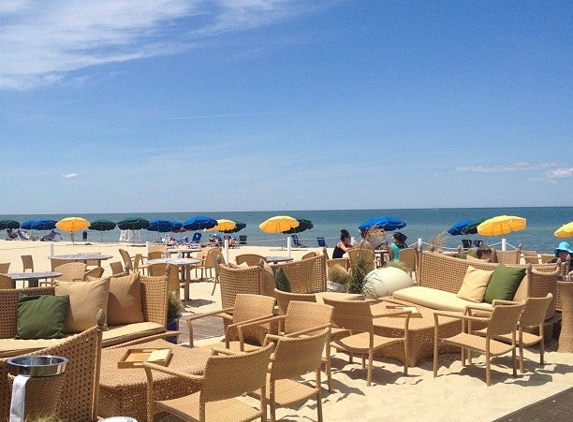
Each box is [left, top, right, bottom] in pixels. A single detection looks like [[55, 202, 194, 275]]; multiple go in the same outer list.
[[346, 242, 376, 295], [327, 264, 350, 292], [166, 290, 184, 344]]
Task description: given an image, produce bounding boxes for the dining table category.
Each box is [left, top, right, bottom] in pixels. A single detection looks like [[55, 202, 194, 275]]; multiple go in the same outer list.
[[6, 271, 63, 288], [167, 247, 202, 258], [265, 256, 294, 264], [49, 253, 113, 266], [147, 257, 201, 303]]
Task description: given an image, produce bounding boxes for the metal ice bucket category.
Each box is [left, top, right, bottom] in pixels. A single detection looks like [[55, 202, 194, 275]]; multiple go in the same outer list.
[[7, 355, 68, 377]]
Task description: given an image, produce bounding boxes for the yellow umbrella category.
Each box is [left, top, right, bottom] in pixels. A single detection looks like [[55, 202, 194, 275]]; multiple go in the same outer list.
[[205, 219, 236, 232], [56, 217, 91, 233], [259, 215, 300, 234], [477, 215, 526, 236], [555, 222, 573, 238]]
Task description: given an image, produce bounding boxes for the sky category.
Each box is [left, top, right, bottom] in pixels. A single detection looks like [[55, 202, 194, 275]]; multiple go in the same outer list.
[[1, 0, 572, 214]]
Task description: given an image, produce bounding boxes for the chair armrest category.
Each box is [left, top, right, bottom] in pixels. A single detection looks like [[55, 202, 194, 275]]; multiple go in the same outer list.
[[185, 307, 235, 322], [491, 299, 521, 306], [227, 313, 277, 350], [280, 324, 331, 338], [433, 310, 490, 324], [464, 306, 493, 316], [212, 347, 243, 356], [142, 361, 204, 382]]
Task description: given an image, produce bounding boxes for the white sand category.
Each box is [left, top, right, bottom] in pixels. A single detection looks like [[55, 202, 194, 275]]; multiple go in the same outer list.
[[2, 240, 573, 421]]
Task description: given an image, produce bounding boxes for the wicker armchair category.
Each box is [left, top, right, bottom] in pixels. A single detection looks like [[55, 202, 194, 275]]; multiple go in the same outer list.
[[492, 246, 522, 264], [21, 255, 34, 272], [398, 248, 417, 278], [84, 266, 104, 279], [0, 311, 105, 421], [269, 253, 327, 294], [109, 261, 125, 276], [55, 262, 87, 282], [187, 293, 276, 350], [323, 297, 411, 387], [0, 274, 11, 289], [433, 301, 525, 386], [235, 253, 265, 266], [273, 288, 316, 315], [218, 264, 264, 309], [50, 258, 74, 271], [143, 342, 275, 422], [255, 328, 330, 422]]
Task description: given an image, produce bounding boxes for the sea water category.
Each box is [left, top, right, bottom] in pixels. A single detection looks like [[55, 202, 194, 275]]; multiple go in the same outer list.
[[1, 207, 571, 254]]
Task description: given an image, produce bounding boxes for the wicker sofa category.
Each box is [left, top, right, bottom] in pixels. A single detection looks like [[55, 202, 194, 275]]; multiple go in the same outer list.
[[0, 273, 169, 357], [392, 251, 560, 320]]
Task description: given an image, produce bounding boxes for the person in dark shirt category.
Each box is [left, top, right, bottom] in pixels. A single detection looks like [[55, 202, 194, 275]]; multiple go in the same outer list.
[[332, 229, 354, 259]]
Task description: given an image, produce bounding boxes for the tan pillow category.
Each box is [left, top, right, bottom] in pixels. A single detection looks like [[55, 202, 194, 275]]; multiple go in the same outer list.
[[54, 277, 110, 333], [457, 266, 493, 303], [466, 254, 490, 262], [228, 262, 250, 269], [260, 264, 276, 297], [107, 272, 144, 325]]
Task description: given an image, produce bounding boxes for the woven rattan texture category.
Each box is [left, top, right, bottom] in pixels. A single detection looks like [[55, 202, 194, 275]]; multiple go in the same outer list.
[[270, 254, 327, 294], [218, 264, 261, 309], [0, 286, 55, 338]]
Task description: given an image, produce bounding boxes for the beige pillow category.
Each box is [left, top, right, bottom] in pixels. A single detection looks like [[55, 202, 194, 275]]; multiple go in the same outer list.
[[260, 264, 276, 297], [457, 266, 493, 302], [107, 272, 144, 325], [54, 277, 110, 333], [228, 262, 250, 269], [466, 254, 490, 262]]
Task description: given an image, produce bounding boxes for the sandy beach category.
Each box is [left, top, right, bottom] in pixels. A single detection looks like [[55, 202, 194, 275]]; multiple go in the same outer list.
[[2, 239, 573, 421]]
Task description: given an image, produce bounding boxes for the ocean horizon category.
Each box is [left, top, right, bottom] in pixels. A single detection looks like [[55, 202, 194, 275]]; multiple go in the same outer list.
[[2, 206, 571, 254]]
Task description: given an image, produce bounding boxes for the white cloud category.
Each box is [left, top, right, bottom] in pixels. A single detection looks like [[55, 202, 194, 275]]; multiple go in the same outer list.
[[63, 173, 78, 179], [454, 162, 559, 173], [0, 0, 324, 90], [545, 168, 573, 179]]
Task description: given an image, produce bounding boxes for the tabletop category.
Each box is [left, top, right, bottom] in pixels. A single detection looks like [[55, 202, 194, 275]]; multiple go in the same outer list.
[[49, 254, 113, 261], [168, 248, 202, 255], [265, 256, 294, 264], [7, 271, 62, 280], [147, 257, 201, 266]]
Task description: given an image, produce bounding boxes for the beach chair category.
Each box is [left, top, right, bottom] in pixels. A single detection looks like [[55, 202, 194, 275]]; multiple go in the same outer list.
[[239, 235, 248, 246], [191, 232, 202, 245], [461, 239, 472, 249], [291, 234, 304, 247], [317, 236, 328, 247]]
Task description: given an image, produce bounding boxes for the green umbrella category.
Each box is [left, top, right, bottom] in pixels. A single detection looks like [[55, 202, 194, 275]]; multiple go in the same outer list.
[[0, 219, 20, 230], [117, 217, 150, 230], [89, 219, 117, 243]]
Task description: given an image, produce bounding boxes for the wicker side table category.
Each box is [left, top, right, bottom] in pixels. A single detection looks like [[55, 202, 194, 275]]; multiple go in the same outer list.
[[98, 339, 213, 422], [557, 281, 573, 353]]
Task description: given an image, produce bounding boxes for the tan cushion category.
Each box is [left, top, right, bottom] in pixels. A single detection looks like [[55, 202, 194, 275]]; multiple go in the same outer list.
[[260, 264, 276, 297], [54, 278, 110, 333], [102, 322, 165, 347], [229, 262, 250, 269], [457, 266, 493, 302], [466, 255, 490, 262], [108, 272, 144, 325], [392, 286, 493, 313], [0, 338, 67, 358]]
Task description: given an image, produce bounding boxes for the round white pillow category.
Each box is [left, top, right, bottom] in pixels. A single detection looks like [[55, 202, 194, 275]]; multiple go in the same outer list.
[[362, 267, 414, 299]]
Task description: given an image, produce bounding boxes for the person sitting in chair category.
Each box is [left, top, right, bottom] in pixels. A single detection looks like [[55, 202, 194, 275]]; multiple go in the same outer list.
[[549, 241, 573, 273], [332, 229, 354, 259]]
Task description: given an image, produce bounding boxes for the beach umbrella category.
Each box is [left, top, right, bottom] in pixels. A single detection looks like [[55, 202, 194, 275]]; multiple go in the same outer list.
[[148, 219, 176, 233], [0, 219, 20, 230], [20, 220, 37, 230], [477, 215, 527, 236], [117, 217, 150, 230], [88, 218, 116, 243], [259, 215, 299, 234], [183, 215, 217, 231], [460, 217, 489, 235], [555, 222, 573, 239], [56, 217, 90, 244], [358, 216, 406, 232], [205, 219, 237, 233], [31, 218, 57, 230], [282, 218, 313, 234], [170, 221, 183, 232], [447, 220, 473, 236], [220, 221, 246, 234]]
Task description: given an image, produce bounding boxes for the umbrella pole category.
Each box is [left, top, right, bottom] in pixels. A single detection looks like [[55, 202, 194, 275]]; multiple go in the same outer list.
[[287, 236, 292, 257]]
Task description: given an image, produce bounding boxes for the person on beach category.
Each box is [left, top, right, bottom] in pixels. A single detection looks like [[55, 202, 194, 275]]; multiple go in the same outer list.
[[332, 229, 354, 259], [549, 241, 573, 273], [476, 246, 493, 260], [389, 231, 407, 261], [82, 230, 88, 242]]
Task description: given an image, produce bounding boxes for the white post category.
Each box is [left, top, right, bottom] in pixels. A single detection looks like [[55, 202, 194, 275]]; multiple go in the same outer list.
[[224, 238, 229, 264], [287, 236, 292, 257], [49, 243, 54, 257], [146, 241, 150, 254], [502, 238, 507, 251], [417, 238, 423, 249]]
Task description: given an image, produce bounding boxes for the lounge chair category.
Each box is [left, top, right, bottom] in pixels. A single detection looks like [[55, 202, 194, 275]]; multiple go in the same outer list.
[[291, 234, 304, 248], [317, 236, 328, 247], [190, 232, 202, 245], [239, 235, 248, 245]]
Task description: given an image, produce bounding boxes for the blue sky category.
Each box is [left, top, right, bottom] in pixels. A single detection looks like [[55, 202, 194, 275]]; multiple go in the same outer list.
[[1, 0, 572, 214]]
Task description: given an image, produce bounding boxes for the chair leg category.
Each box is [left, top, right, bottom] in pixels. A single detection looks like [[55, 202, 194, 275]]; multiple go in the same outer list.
[[519, 343, 525, 374], [486, 354, 491, 387], [316, 370, 324, 422], [367, 350, 373, 387]]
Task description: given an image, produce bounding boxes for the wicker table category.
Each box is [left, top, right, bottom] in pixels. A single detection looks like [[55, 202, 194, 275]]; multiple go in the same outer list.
[[99, 339, 213, 422], [371, 298, 461, 367], [557, 281, 573, 353]]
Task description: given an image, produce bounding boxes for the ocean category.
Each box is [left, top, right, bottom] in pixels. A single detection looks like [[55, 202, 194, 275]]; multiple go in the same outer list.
[[1, 207, 571, 254]]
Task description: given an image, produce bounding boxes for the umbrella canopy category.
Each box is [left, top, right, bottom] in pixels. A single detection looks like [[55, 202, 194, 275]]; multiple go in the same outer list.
[[170, 221, 183, 232], [56, 217, 90, 233], [117, 217, 150, 230], [88, 219, 116, 231], [20, 220, 37, 230], [148, 219, 177, 233], [0, 219, 20, 230], [221, 221, 246, 234], [358, 216, 406, 232], [555, 222, 573, 239], [477, 215, 527, 236], [460, 217, 489, 235], [183, 215, 217, 231], [259, 215, 299, 234], [282, 218, 313, 234], [205, 219, 237, 232], [447, 219, 473, 236], [31, 218, 57, 230]]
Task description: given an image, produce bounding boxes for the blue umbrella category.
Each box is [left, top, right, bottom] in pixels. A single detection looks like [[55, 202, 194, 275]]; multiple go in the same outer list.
[[447, 220, 473, 236], [148, 219, 177, 233], [461, 217, 489, 235], [20, 220, 38, 230], [183, 215, 217, 231], [170, 221, 183, 232], [31, 219, 57, 230], [358, 216, 406, 232]]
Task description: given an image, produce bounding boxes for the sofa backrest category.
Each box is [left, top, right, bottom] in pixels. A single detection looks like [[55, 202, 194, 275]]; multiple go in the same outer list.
[[0, 287, 55, 339], [139, 274, 168, 326], [269, 253, 327, 294]]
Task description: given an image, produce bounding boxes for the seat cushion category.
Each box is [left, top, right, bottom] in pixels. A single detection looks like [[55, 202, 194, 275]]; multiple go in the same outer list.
[[102, 322, 166, 347], [54, 278, 110, 333], [457, 266, 493, 303], [392, 286, 493, 313], [0, 338, 67, 358], [16, 294, 70, 339], [484, 264, 525, 304], [107, 273, 144, 325]]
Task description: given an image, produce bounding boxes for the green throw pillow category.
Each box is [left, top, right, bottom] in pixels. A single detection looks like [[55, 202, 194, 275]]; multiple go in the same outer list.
[[484, 264, 525, 304], [275, 268, 291, 292], [16, 294, 69, 339]]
